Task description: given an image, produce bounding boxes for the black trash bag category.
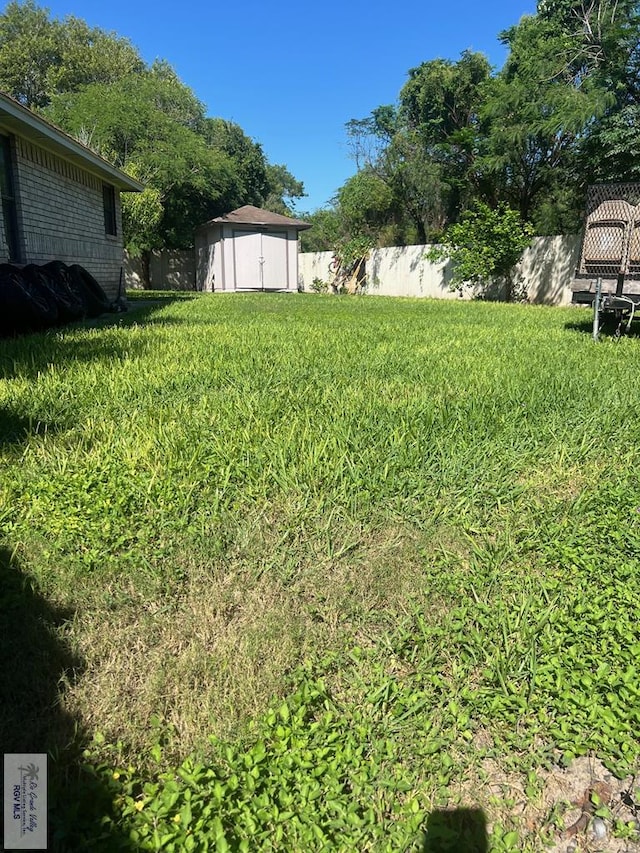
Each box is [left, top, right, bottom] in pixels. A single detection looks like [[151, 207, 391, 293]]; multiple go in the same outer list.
[[19, 264, 60, 327], [68, 264, 111, 318], [40, 260, 86, 322], [0, 264, 49, 337]]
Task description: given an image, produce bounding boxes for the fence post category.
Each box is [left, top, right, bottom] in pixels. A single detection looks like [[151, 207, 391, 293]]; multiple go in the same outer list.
[[592, 277, 602, 342]]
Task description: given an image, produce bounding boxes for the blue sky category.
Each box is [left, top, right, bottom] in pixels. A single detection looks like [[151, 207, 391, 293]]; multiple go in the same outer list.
[[30, 0, 537, 212]]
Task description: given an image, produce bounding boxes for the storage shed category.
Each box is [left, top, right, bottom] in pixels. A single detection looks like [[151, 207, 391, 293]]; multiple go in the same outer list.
[[196, 205, 310, 292]]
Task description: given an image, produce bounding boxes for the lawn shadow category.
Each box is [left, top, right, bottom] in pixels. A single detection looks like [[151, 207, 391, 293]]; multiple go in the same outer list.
[[422, 807, 488, 852], [0, 410, 66, 449], [0, 293, 197, 382], [0, 544, 133, 851], [564, 311, 640, 337]]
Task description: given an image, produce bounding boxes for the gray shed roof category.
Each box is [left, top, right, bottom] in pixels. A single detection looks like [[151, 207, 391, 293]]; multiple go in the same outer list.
[[200, 205, 311, 230], [0, 90, 144, 192]]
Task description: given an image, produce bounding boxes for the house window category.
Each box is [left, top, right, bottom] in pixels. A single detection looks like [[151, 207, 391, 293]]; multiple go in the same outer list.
[[103, 183, 117, 236], [0, 135, 21, 262]]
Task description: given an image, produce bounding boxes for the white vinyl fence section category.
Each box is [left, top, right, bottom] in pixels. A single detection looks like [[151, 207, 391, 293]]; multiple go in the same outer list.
[[517, 235, 582, 305], [124, 250, 195, 291], [299, 235, 582, 306]]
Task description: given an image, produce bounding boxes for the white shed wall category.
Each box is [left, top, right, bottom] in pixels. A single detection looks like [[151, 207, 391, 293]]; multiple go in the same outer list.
[[197, 224, 300, 292]]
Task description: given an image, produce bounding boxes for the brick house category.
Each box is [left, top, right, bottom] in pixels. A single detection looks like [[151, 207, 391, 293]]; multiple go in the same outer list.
[[0, 91, 142, 300]]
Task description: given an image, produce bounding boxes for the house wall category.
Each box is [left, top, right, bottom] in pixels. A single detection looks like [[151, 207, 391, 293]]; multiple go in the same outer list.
[[5, 135, 125, 299]]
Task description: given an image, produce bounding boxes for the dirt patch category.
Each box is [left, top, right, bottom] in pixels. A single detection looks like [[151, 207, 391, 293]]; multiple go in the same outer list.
[[537, 756, 640, 852], [462, 751, 640, 851]]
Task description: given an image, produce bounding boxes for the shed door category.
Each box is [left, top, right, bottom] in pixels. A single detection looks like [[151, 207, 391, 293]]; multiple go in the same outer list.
[[233, 230, 261, 289], [261, 231, 288, 290]]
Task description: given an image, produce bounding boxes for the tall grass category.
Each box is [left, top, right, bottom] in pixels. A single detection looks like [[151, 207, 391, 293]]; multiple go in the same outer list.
[[2, 292, 639, 850]]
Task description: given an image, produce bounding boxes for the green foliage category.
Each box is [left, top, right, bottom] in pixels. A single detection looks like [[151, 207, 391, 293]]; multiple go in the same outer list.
[[263, 163, 306, 215], [310, 277, 328, 293], [428, 202, 534, 299], [44, 71, 197, 166], [335, 1, 640, 243], [45, 71, 246, 251], [480, 15, 610, 226], [343, 51, 491, 244], [202, 118, 269, 205], [119, 164, 164, 257], [399, 49, 491, 147], [79, 670, 434, 851], [0, 0, 142, 108], [333, 234, 374, 271], [0, 0, 61, 108], [299, 208, 341, 253], [336, 169, 394, 238]]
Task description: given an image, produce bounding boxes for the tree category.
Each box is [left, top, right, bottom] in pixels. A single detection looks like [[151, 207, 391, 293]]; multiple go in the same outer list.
[[334, 0, 640, 246], [202, 118, 269, 205], [299, 208, 341, 253], [44, 66, 205, 166], [0, 0, 61, 108], [336, 169, 395, 239], [343, 51, 492, 244], [0, 0, 142, 108], [479, 17, 605, 231], [44, 66, 257, 248], [0, 2, 305, 276], [263, 163, 306, 215], [427, 202, 534, 301], [47, 15, 144, 95], [480, 1, 640, 233]]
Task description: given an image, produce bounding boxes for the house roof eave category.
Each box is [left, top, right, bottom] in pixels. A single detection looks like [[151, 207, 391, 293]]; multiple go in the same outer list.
[[0, 92, 144, 192]]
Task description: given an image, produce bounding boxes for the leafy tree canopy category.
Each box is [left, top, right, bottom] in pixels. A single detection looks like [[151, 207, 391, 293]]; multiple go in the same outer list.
[[0, 0, 142, 108]]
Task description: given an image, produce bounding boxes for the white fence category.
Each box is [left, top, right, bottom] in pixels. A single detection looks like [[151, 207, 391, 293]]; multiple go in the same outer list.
[[298, 236, 582, 306], [124, 249, 195, 291], [123, 235, 582, 306]]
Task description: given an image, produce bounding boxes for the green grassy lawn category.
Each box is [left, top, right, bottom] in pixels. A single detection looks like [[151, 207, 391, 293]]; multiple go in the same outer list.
[[2, 292, 640, 851]]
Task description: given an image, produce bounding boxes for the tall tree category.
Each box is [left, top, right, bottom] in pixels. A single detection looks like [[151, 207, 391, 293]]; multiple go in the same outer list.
[[479, 14, 604, 230], [481, 2, 640, 232], [344, 52, 491, 244], [0, 0, 61, 108], [0, 2, 305, 270], [45, 71, 245, 250], [0, 0, 142, 108], [202, 118, 269, 205]]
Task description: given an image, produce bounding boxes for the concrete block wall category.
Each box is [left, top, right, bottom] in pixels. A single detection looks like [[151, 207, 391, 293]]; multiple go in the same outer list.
[[123, 237, 583, 304], [12, 137, 125, 299], [299, 236, 583, 306]]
